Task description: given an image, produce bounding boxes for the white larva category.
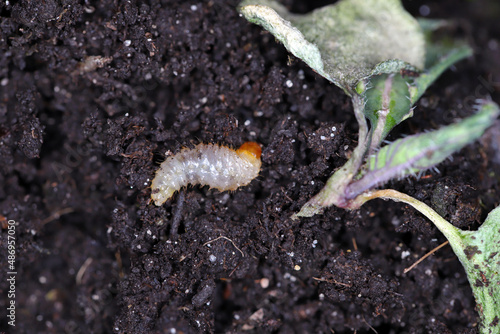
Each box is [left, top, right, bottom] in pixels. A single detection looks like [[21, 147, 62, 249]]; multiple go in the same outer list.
[[151, 142, 262, 206]]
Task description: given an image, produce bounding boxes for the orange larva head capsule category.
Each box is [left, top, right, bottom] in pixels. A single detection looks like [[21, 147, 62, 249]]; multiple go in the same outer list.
[[236, 141, 262, 160]]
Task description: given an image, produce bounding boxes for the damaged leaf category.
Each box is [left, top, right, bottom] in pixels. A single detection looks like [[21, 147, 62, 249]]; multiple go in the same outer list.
[[238, 0, 425, 92], [362, 190, 500, 334]]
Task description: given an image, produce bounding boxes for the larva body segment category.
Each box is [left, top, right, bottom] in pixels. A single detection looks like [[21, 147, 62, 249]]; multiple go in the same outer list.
[[151, 142, 262, 206]]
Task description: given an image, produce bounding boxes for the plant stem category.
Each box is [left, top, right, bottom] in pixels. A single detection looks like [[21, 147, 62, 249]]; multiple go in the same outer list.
[[293, 94, 370, 217], [360, 189, 464, 246]]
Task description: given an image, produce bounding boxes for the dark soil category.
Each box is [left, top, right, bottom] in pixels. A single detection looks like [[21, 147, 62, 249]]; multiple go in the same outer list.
[[1, 0, 499, 333]]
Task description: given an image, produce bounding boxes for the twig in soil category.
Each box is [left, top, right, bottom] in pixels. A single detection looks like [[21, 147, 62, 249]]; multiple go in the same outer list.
[[403, 241, 449, 274], [351, 237, 358, 251], [312, 277, 352, 287], [170, 189, 185, 238], [203, 236, 245, 258], [115, 251, 124, 279], [76, 257, 93, 285], [41, 207, 75, 225], [362, 316, 378, 334], [228, 262, 242, 277]]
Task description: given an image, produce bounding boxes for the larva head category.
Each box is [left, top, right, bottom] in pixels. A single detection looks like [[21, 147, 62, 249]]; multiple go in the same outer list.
[[151, 182, 176, 206], [236, 142, 262, 164]]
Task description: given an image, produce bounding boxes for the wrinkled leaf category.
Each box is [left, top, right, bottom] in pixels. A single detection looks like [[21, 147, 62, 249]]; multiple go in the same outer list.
[[238, 0, 425, 91]]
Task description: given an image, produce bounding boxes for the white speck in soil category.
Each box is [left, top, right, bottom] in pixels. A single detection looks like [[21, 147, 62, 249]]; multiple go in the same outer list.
[[401, 251, 411, 259], [488, 39, 498, 50], [419, 5, 430, 16], [298, 69, 305, 80]]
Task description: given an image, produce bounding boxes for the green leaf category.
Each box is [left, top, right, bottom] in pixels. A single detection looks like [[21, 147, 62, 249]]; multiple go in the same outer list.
[[409, 18, 473, 104], [362, 73, 414, 147], [361, 45, 472, 148], [346, 101, 500, 199], [411, 44, 472, 103], [238, 0, 425, 92]]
